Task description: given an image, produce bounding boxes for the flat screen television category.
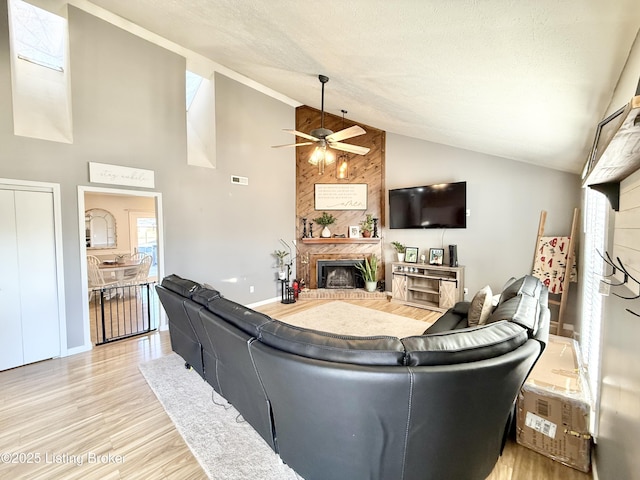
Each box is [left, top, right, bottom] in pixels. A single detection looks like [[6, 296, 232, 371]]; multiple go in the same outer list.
[[389, 181, 467, 229]]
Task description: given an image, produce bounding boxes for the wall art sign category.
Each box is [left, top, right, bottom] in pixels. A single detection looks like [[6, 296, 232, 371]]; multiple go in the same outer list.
[[314, 183, 367, 210], [89, 162, 155, 189]]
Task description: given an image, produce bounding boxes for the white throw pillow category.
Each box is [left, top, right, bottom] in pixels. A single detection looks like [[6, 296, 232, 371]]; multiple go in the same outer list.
[[468, 285, 493, 326]]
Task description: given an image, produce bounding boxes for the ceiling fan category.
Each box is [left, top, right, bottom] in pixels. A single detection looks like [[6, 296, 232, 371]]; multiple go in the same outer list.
[[272, 75, 371, 159]]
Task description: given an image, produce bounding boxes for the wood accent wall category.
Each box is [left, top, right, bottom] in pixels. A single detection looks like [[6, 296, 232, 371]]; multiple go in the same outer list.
[[295, 105, 386, 286]]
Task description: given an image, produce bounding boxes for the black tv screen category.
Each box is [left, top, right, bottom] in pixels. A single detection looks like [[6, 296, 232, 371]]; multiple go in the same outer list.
[[389, 181, 467, 229]]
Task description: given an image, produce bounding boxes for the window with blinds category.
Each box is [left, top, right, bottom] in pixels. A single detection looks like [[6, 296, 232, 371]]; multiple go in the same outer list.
[[580, 187, 608, 437]]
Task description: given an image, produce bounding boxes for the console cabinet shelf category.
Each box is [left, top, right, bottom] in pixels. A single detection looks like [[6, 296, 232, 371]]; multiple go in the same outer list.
[[391, 262, 465, 312]]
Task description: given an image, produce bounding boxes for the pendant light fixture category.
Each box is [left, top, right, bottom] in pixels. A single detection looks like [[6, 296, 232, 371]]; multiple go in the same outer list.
[[336, 109, 350, 180]]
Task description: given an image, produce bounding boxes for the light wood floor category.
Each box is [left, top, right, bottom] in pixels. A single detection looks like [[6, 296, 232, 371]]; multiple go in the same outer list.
[[0, 299, 592, 480]]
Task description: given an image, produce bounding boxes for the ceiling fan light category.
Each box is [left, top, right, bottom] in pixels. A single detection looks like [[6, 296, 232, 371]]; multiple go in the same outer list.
[[336, 154, 349, 179]]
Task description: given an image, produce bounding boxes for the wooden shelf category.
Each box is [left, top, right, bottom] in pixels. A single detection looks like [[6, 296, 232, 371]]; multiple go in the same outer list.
[[300, 237, 380, 244], [583, 94, 640, 210]]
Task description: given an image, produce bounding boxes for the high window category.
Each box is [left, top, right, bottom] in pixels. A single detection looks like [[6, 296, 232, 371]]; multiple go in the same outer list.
[[10, 0, 65, 71], [185, 70, 215, 168], [7, 0, 73, 143]]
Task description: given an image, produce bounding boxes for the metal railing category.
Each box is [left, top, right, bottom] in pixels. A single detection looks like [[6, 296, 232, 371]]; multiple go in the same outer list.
[[90, 282, 158, 345]]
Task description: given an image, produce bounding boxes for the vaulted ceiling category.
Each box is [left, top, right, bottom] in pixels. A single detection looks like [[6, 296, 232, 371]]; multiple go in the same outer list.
[[59, 1, 640, 173]]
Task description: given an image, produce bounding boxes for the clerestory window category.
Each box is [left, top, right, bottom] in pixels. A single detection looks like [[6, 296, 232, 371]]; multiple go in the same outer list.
[[10, 0, 65, 71]]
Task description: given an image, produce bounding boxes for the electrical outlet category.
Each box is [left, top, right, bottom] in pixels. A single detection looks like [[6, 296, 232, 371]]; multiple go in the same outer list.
[[463, 287, 469, 296], [249, 286, 254, 293]]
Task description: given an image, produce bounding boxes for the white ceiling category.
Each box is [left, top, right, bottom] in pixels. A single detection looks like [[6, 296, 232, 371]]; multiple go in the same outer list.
[[72, 1, 640, 173]]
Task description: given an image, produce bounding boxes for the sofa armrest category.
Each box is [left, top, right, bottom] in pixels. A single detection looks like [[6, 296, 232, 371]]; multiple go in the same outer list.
[[424, 303, 469, 334]]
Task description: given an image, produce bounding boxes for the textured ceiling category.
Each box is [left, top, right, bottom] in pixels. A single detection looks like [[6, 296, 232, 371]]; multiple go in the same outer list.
[[74, 1, 640, 172]]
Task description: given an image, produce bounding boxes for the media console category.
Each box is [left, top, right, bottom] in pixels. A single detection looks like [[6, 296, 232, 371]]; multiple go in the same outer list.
[[391, 262, 465, 312]]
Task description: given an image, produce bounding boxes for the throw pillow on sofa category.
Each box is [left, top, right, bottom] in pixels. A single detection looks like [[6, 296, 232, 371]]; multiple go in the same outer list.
[[467, 285, 493, 326]]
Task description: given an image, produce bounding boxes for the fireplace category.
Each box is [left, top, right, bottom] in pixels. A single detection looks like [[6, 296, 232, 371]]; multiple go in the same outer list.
[[317, 260, 365, 289]]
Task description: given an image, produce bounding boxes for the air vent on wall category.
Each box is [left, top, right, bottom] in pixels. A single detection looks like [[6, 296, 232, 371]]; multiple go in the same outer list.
[[231, 175, 248, 186]]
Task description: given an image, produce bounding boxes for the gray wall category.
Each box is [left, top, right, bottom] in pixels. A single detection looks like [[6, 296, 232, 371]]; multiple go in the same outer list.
[[0, 5, 294, 350], [384, 134, 582, 297]]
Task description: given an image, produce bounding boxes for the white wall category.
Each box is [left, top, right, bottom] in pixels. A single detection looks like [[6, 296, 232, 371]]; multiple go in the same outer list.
[[384, 133, 582, 297]]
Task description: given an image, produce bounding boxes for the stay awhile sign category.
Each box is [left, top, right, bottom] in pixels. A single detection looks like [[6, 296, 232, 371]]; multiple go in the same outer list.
[[89, 162, 155, 189]]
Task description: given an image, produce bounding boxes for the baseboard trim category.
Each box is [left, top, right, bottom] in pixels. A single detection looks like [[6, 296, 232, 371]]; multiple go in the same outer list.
[[64, 343, 93, 357], [246, 296, 281, 309]]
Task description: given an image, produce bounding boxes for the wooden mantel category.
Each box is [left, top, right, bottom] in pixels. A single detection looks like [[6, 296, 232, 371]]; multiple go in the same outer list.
[[301, 238, 380, 245]]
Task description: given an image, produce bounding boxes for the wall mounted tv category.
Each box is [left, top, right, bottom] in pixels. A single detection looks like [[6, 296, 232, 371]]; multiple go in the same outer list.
[[389, 181, 467, 229]]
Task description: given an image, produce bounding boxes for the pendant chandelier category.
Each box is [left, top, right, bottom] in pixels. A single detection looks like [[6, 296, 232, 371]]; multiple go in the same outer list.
[[335, 110, 350, 179]]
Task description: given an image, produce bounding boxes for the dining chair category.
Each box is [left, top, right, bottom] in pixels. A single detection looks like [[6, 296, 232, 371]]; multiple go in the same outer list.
[[121, 254, 152, 286], [87, 261, 119, 301]]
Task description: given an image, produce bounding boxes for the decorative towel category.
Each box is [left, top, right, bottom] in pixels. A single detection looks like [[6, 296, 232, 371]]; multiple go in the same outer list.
[[532, 236, 578, 294]]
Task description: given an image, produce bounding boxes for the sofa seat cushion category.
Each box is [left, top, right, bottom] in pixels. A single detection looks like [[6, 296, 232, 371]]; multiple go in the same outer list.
[[498, 275, 543, 305], [487, 294, 540, 336], [402, 321, 528, 366], [161, 274, 202, 298], [258, 320, 406, 366], [206, 297, 273, 337]]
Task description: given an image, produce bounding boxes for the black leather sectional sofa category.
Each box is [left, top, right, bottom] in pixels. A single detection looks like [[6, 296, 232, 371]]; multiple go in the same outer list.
[[156, 274, 549, 480]]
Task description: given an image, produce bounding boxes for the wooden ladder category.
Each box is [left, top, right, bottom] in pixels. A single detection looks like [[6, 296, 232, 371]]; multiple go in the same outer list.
[[532, 208, 579, 335]]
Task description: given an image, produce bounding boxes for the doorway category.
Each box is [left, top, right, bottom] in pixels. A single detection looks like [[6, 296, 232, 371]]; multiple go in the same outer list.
[[78, 186, 164, 349]]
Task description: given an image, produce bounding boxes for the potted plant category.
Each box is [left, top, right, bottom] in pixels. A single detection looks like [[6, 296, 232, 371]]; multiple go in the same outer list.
[[391, 241, 406, 262], [359, 213, 374, 238], [273, 250, 289, 280], [355, 255, 378, 292], [313, 211, 337, 238]]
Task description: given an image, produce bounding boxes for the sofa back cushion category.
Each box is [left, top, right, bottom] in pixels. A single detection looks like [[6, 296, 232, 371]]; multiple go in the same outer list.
[[161, 274, 201, 298], [191, 286, 222, 306], [258, 320, 406, 366], [205, 297, 272, 337], [402, 321, 528, 366], [487, 294, 540, 335], [498, 275, 543, 304]]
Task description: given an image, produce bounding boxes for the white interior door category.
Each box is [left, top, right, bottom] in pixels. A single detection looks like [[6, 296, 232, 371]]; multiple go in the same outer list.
[[0, 188, 60, 370], [15, 190, 60, 364], [0, 190, 24, 370]]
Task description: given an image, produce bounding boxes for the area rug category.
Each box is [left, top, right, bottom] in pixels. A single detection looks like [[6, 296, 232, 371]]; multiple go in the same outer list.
[[139, 353, 302, 480], [278, 300, 431, 338]]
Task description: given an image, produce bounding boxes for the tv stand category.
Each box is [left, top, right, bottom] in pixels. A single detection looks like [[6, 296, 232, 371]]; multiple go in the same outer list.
[[391, 262, 465, 312]]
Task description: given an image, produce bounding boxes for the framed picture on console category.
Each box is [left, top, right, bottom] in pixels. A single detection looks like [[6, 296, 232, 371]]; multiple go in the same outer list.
[[429, 248, 444, 265], [348, 225, 360, 238], [405, 247, 419, 263]]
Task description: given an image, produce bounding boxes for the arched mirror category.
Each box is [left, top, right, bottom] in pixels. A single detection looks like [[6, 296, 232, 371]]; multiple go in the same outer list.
[[85, 208, 116, 249]]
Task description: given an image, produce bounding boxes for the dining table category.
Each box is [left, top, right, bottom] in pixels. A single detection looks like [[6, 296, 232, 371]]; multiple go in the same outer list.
[[98, 260, 141, 284]]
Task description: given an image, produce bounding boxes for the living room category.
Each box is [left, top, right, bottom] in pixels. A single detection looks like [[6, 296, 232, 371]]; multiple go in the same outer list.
[[1, 1, 639, 479]]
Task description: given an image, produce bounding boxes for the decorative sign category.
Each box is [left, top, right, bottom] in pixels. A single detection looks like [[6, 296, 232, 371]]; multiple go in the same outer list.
[[314, 183, 367, 210], [89, 162, 155, 188]]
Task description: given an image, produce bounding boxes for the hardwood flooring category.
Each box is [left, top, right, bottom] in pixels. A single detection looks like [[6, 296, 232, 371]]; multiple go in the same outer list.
[[0, 298, 592, 479]]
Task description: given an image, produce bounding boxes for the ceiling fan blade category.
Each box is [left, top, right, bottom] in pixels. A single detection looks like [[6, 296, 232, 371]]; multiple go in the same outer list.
[[271, 142, 314, 149], [329, 142, 370, 155], [283, 129, 320, 142], [325, 125, 366, 143]]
